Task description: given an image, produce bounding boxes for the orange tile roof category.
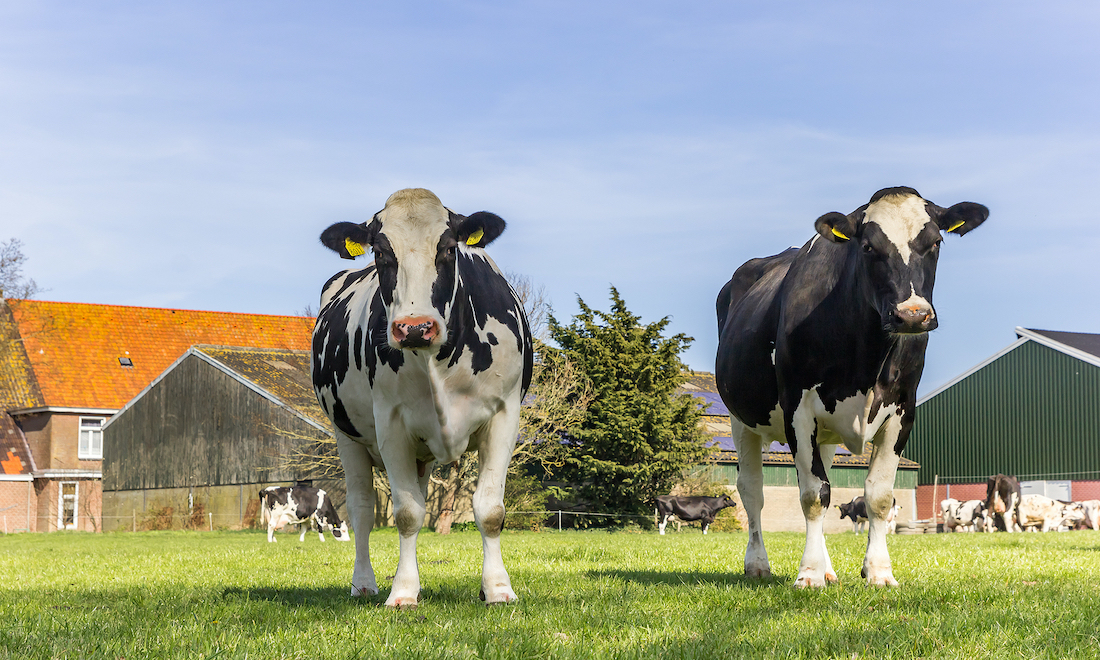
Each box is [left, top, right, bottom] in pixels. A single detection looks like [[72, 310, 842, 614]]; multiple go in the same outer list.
[[5, 300, 314, 410]]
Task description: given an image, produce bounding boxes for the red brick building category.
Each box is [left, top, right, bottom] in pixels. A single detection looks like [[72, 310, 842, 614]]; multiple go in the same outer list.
[[0, 299, 313, 532]]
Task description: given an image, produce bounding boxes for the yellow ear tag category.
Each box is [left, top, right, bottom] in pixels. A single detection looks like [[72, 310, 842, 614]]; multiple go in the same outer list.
[[344, 237, 365, 257], [947, 220, 965, 233], [465, 228, 484, 246], [831, 227, 850, 241]]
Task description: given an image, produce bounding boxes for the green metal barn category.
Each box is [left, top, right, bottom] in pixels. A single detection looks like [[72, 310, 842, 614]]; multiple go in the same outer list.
[[906, 327, 1100, 518]]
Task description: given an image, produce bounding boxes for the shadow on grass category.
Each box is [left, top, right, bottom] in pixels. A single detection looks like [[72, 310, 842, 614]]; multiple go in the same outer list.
[[221, 582, 494, 609], [587, 568, 789, 588]]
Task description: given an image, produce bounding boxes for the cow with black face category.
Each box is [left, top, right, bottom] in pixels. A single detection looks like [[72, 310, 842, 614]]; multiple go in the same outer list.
[[312, 188, 533, 607], [716, 186, 988, 587]]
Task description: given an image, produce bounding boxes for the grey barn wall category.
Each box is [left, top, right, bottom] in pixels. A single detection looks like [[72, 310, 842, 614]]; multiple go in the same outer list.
[[103, 354, 317, 491], [907, 340, 1100, 485]]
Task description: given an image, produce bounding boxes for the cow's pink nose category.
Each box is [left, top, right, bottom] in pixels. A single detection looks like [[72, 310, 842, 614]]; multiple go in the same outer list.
[[392, 317, 439, 348]]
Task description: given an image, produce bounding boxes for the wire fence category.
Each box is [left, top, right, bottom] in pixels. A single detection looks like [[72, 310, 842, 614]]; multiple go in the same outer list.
[[5, 510, 661, 534]]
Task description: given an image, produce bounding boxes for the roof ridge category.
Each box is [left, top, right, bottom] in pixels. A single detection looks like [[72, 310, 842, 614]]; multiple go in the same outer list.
[[8, 299, 314, 320]]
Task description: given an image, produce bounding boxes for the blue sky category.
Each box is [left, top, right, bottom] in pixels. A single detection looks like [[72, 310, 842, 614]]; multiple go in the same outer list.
[[2, 1, 1098, 393]]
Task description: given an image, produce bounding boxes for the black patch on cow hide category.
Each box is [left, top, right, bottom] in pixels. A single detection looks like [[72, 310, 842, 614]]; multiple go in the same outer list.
[[312, 267, 378, 439], [435, 252, 533, 393]]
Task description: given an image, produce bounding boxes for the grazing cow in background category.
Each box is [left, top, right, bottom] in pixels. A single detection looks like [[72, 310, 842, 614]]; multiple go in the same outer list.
[[716, 186, 988, 586], [313, 189, 533, 607], [260, 485, 350, 543], [838, 496, 898, 534], [940, 498, 960, 531], [986, 474, 1022, 532], [885, 502, 901, 535], [942, 498, 985, 532], [1018, 494, 1086, 532], [1082, 500, 1100, 531], [655, 494, 736, 535], [837, 496, 869, 533]]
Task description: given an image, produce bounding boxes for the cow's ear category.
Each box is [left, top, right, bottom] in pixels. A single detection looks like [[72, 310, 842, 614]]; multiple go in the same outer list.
[[935, 202, 989, 236], [320, 219, 380, 260], [456, 211, 506, 248], [814, 212, 857, 243]]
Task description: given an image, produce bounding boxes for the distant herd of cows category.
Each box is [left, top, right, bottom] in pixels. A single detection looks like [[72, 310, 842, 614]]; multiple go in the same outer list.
[[939, 474, 1100, 534], [254, 185, 1094, 606]]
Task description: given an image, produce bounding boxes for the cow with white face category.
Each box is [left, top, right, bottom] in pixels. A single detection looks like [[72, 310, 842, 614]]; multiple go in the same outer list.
[[312, 188, 533, 607], [716, 186, 988, 587]]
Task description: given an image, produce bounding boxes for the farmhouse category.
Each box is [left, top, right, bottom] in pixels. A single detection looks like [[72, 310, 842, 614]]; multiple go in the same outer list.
[[906, 327, 1100, 518], [682, 372, 920, 532], [0, 299, 312, 532]]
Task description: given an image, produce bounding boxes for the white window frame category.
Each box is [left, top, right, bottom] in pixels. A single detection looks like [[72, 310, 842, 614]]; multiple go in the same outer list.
[[58, 481, 79, 530], [78, 416, 105, 460]]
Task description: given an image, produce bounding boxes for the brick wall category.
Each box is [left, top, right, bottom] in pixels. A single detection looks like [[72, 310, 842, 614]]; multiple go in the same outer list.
[[0, 480, 34, 532], [1072, 480, 1100, 501]]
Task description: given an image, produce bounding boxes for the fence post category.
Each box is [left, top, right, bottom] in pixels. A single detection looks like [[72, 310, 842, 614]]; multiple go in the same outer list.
[[132, 509, 136, 533], [209, 512, 213, 532], [558, 510, 562, 531]]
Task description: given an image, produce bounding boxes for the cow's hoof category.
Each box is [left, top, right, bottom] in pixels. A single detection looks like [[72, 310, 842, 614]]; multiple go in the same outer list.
[[350, 584, 379, 598], [825, 572, 839, 585], [745, 564, 772, 579], [480, 586, 518, 605], [866, 574, 899, 587], [794, 573, 827, 589], [385, 594, 419, 608]]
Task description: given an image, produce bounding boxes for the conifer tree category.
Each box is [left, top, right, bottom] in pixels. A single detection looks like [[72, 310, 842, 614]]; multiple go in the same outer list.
[[549, 287, 710, 526]]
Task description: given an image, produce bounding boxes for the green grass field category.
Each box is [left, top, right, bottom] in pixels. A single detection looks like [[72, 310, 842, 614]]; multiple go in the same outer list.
[[1, 528, 1098, 659]]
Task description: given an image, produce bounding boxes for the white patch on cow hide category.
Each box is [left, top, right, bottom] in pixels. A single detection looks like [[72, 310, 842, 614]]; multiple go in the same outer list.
[[810, 388, 899, 454], [864, 193, 931, 265]]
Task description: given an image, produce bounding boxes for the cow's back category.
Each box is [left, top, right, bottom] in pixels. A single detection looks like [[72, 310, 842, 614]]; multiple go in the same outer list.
[[715, 248, 798, 428]]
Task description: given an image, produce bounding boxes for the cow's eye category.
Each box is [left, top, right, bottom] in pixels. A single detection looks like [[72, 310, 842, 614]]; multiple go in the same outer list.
[[862, 242, 874, 254]]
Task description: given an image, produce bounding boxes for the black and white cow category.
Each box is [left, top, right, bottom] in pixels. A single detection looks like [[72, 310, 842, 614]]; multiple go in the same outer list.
[[259, 485, 350, 543], [1018, 494, 1086, 532], [837, 496, 898, 533], [312, 189, 533, 607], [985, 474, 1022, 532], [941, 498, 986, 532], [837, 496, 869, 533], [655, 494, 736, 535], [716, 186, 988, 587]]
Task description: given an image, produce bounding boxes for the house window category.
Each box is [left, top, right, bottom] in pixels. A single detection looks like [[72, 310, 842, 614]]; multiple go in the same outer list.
[[59, 482, 78, 530], [78, 417, 104, 460]]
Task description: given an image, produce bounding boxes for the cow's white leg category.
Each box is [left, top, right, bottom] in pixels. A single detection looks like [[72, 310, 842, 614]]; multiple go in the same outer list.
[[336, 433, 379, 598], [732, 418, 770, 578], [790, 407, 832, 588], [658, 513, 669, 535], [267, 524, 276, 543], [299, 523, 307, 542], [473, 407, 520, 605], [862, 418, 902, 587], [380, 437, 426, 608], [702, 521, 710, 535]]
